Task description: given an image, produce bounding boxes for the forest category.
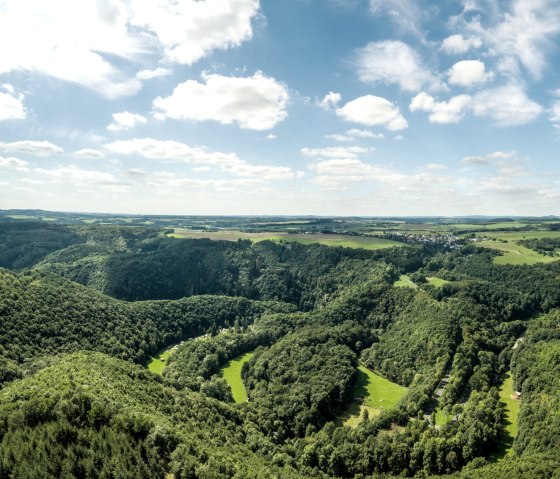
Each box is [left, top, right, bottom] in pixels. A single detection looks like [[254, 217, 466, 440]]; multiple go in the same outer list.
[[0, 218, 559, 478]]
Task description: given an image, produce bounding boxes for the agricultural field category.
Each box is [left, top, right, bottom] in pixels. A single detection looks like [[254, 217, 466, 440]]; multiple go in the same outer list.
[[341, 366, 407, 427], [221, 352, 254, 403], [170, 229, 405, 250], [478, 240, 558, 265]]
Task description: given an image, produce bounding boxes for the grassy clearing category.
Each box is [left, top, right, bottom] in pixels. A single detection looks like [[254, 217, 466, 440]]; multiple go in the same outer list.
[[221, 352, 254, 403], [394, 275, 418, 289], [475, 231, 560, 241], [340, 366, 407, 427], [147, 345, 177, 375], [170, 229, 405, 250], [479, 240, 557, 265], [426, 277, 449, 287], [495, 372, 520, 459], [434, 407, 454, 426]]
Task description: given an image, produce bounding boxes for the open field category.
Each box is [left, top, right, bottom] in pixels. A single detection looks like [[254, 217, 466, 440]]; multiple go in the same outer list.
[[394, 275, 418, 289], [221, 352, 254, 403], [434, 407, 454, 426], [479, 240, 558, 265], [147, 344, 177, 375], [495, 372, 520, 458], [426, 277, 449, 287], [473, 231, 560, 241], [170, 229, 405, 250], [341, 366, 407, 427]]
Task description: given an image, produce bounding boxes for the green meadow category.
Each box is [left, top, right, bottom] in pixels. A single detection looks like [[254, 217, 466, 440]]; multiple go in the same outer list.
[[170, 229, 405, 250], [147, 345, 176, 375], [394, 275, 418, 289], [341, 366, 407, 428], [479, 240, 558, 265], [221, 352, 254, 403]]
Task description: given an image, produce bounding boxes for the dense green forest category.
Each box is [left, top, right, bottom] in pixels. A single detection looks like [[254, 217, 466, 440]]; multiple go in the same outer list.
[[0, 220, 559, 478]]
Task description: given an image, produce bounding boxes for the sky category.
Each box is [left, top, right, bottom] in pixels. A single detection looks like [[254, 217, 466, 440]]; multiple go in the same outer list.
[[0, 0, 559, 216]]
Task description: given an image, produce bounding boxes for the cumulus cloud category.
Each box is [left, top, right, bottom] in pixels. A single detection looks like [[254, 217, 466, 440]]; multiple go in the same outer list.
[[354, 41, 439, 92], [153, 72, 289, 130], [461, 151, 516, 166], [337, 95, 408, 130], [441, 34, 482, 54], [318, 91, 341, 110], [107, 111, 147, 131], [0, 140, 64, 157], [71, 149, 106, 159], [462, 0, 560, 79], [129, 0, 259, 65], [411, 85, 542, 126], [0, 0, 260, 97], [0, 84, 26, 121], [135, 68, 173, 80], [0, 156, 29, 172], [410, 92, 472, 123], [309, 158, 406, 190], [36, 165, 118, 184], [448, 60, 493, 87], [471, 84, 543, 126], [104, 138, 297, 180], [325, 129, 384, 142], [301, 146, 369, 159]]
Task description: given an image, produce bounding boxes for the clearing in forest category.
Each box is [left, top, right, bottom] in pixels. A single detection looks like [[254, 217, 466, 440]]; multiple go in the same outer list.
[[147, 344, 178, 375], [394, 275, 418, 289], [495, 372, 520, 458], [340, 366, 407, 428], [169, 229, 405, 250], [478, 240, 557, 265], [426, 277, 449, 287], [221, 352, 254, 403]]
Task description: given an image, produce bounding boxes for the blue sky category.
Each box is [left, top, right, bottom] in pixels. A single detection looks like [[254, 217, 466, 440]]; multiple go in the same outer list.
[[0, 0, 559, 216]]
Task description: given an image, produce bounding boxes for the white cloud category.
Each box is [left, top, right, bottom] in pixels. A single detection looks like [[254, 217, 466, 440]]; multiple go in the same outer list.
[[0, 140, 64, 157], [411, 84, 542, 126], [0, 156, 29, 172], [107, 111, 147, 131], [448, 60, 493, 87], [318, 92, 341, 110], [167, 177, 266, 189], [471, 84, 543, 126], [129, 0, 259, 65], [153, 72, 289, 130], [463, 0, 560, 79], [301, 146, 369, 160], [337, 95, 408, 130], [551, 92, 560, 127], [325, 129, 384, 142], [354, 41, 439, 92], [71, 149, 105, 159], [441, 34, 482, 54], [369, 0, 424, 39], [0, 84, 26, 121], [309, 158, 405, 190], [425, 163, 447, 171], [410, 92, 472, 123], [104, 138, 297, 180], [461, 151, 516, 166], [36, 165, 118, 184], [0, 0, 260, 98], [136, 68, 173, 80]]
